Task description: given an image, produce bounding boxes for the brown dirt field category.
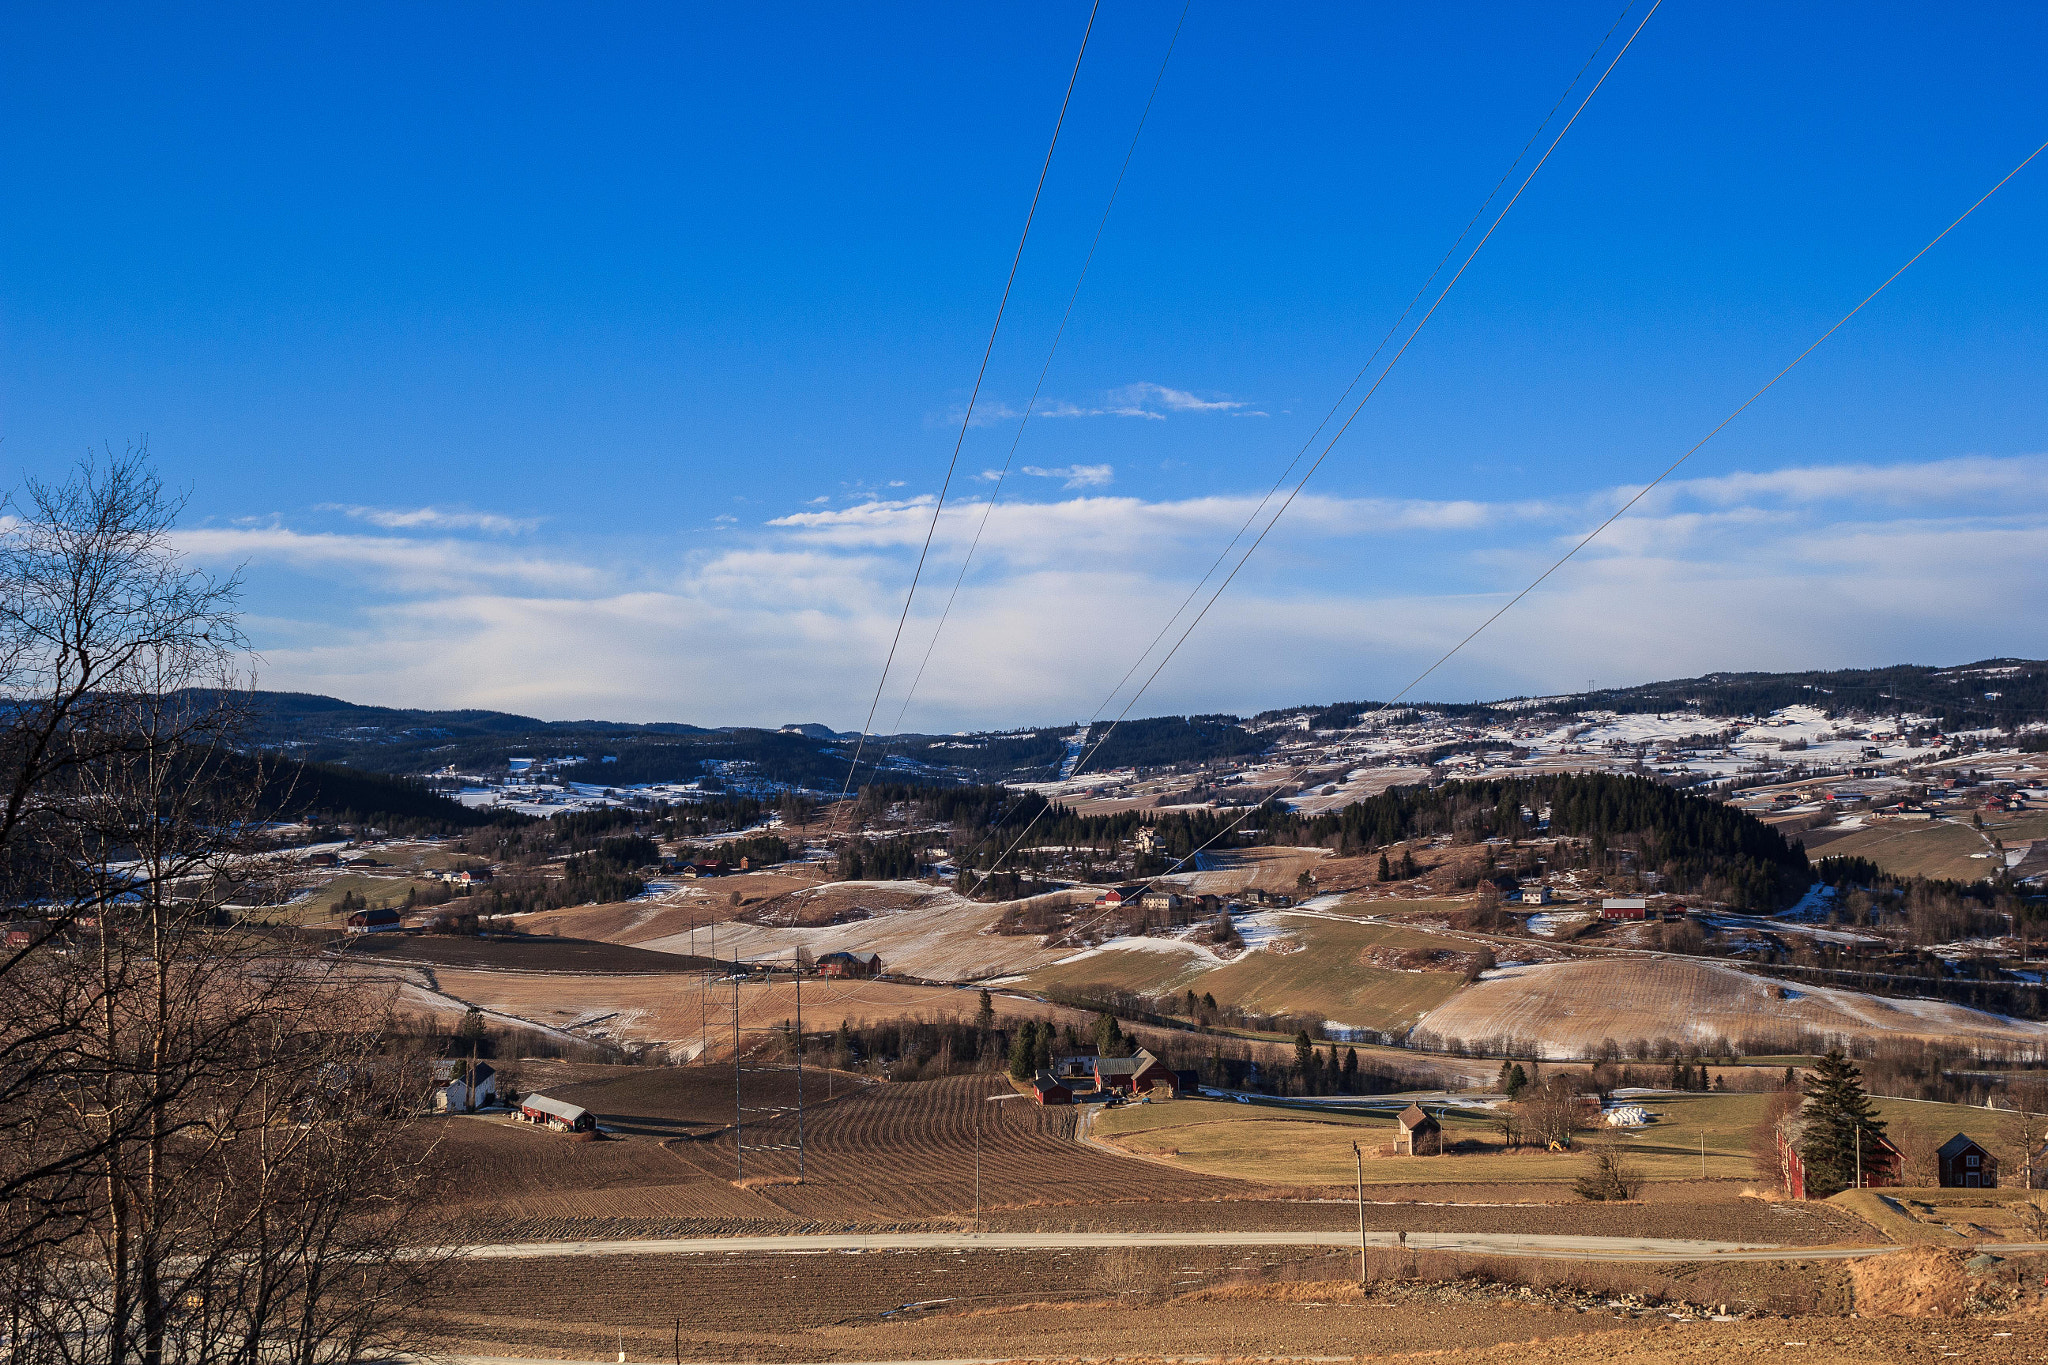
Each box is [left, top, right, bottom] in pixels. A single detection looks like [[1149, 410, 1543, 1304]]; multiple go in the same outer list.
[[331, 932, 713, 974], [657, 1071, 1244, 1222], [426, 1246, 1645, 1361], [429, 1071, 1241, 1229], [421, 1247, 2048, 1363]]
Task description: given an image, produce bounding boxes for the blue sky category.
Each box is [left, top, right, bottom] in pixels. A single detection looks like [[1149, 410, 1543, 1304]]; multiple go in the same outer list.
[[5, 3, 2045, 728]]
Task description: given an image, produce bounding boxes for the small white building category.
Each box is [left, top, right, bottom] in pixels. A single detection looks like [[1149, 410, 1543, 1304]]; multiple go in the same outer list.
[[430, 1060, 497, 1113]]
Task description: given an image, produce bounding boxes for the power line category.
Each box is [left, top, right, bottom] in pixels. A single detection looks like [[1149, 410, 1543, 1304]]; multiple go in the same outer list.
[[1022, 129, 2048, 934], [885, 0, 1193, 741], [967, 1, 1662, 891], [1082, 0, 1645, 732], [836, 1, 1103, 811], [945, 1, 1643, 879]]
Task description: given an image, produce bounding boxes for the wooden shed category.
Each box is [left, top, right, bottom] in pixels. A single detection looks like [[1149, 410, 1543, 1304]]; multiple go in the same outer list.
[[1393, 1102, 1441, 1155], [1031, 1072, 1072, 1106]]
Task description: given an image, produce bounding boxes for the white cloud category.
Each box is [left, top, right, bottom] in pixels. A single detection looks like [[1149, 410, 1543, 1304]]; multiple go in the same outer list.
[[319, 503, 539, 534], [945, 382, 1263, 426], [1018, 464, 1114, 490], [195, 454, 2048, 729]]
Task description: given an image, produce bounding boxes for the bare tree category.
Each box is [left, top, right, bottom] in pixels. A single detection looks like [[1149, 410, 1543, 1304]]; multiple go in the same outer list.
[[2004, 1076, 2048, 1192], [0, 449, 441, 1363]]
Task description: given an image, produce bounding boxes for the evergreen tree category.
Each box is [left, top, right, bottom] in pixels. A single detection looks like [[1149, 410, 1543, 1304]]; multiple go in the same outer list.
[[1293, 1030, 1315, 1093], [1378, 853, 1391, 882], [1008, 1023, 1037, 1081], [975, 988, 995, 1033], [1202, 992, 1217, 1013], [1343, 1047, 1359, 1091], [1797, 1048, 1888, 1198], [1505, 1062, 1529, 1098], [1496, 1059, 1517, 1094]]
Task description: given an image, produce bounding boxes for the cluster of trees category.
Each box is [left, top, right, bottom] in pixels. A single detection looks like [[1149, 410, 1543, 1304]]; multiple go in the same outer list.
[[713, 833, 791, 866], [837, 836, 924, 882], [1078, 714, 1268, 771], [1263, 774, 1813, 910], [0, 453, 436, 1361]]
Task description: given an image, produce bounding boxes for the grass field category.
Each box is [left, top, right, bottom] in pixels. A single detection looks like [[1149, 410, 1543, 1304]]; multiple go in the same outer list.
[[1805, 818, 2000, 882], [1417, 956, 2048, 1056], [1018, 945, 1214, 998], [1095, 1089, 2039, 1193], [1185, 916, 1468, 1033], [1094, 1091, 1771, 1185]]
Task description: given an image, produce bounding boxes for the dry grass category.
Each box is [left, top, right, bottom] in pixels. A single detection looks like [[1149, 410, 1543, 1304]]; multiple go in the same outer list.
[[1811, 820, 2006, 882], [1417, 955, 2048, 1054], [1096, 1091, 1782, 1186], [1187, 916, 1467, 1033]]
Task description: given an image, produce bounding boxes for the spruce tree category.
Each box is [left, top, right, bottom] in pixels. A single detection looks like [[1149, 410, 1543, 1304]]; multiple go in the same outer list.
[[1506, 1062, 1529, 1098], [1377, 853, 1391, 882], [1343, 1047, 1359, 1091], [1797, 1047, 1887, 1198], [1008, 1024, 1036, 1081], [976, 988, 995, 1033]]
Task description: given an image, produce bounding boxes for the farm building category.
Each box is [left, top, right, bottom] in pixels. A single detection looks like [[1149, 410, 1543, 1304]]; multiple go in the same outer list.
[[1392, 1103, 1442, 1155], [1173, 1069, 1201, 1097], [519, 1093, 596, 1133], [1031, 1072, 1072, 1105], [1600, 898, 1648, 921], [430, 1059, 497, 1113], [1140, 890, 1189, 926], [345, 907, 402, 934], [1094, 1048, 1174, 1095], [1516, 885, 1551, 905], [1094, 884, 1146, 908], [817, 950, 882, 979], [1938, 1133, 1999, 1188], [1773, 1113, 1904, 1198], [1053, 1045, 1100, 1079]]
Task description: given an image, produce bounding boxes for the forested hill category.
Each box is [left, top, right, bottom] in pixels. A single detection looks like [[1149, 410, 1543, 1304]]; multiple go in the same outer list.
[[1260, 773, 1812, 911], [245, 756, 520, 834], [1261, 658, 2048, 733]]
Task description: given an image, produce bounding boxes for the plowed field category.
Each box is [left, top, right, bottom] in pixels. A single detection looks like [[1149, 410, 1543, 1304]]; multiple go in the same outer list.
[[430, 1070, 1241, 1228]]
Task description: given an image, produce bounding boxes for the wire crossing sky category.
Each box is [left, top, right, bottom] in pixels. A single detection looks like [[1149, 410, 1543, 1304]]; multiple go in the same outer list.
[[4, 4, 2044, 727]]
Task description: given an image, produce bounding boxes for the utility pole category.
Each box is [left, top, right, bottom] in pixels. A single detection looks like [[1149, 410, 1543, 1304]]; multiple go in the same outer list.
[[1352, 1141, 1366, 1283], [794, 950, 805, 1182], [734, 955, 743, 1181]]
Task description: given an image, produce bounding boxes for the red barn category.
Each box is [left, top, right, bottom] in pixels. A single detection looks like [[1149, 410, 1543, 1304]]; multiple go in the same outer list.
[[1600, 898, 1648, 921], [1031, 1072, 1072, 1106], [1093, 1048, 1174, 1095], [1774, 1113, 1902, 1198]]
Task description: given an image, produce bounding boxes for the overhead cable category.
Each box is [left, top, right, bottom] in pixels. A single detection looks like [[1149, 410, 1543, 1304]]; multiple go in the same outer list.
[[968, 1, 1662, 890], [836, 1, 1103, 809], [1036, 128, 2048, 931], [885, 0, 1194, 741]]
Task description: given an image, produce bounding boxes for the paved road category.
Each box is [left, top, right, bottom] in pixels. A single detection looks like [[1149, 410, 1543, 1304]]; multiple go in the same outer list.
[[453, 1228, 1894, 1262]]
